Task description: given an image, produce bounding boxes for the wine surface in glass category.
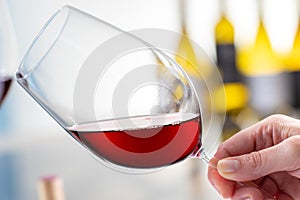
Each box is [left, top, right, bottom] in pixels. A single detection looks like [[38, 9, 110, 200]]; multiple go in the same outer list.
[[0, 75, 12, 106], [68, 113, 201, 168]]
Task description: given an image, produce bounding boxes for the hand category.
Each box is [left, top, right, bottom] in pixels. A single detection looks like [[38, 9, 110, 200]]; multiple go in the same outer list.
[[208, 114, 300, 200]]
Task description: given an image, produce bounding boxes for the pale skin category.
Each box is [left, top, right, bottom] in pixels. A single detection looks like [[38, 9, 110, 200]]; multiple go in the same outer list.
[[208, 114, 300, 200]]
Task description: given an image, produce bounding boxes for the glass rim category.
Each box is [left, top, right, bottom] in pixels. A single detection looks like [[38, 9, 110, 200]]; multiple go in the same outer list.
[[16, 5, 74, 78]]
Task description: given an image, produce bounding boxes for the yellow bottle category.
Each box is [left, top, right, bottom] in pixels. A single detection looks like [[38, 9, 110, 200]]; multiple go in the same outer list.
[[237, 1, 282, 76], [156, 0, 199, 113], [215, 15, 248, 112], [285, 10, 300, 115], [173, 0, 199, 102], [237, 0, 290, 117], [285, 17, 300, 71], [214, 1, 255, 140]]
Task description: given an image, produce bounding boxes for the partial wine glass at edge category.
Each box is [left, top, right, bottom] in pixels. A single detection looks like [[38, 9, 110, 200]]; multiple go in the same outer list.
[[0, 1, 18, 107]]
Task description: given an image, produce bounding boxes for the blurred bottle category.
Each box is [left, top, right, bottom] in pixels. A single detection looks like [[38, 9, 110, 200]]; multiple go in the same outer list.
[[174, 0, 198, 102], [175, 0, 215, 123], [157, 0, 211, 114], [214, 0, 258, 141], [284, 1, 300, 118], [38, 176, 65, 200], [237, 0, 291, 118], [157, 0, 199, 113]]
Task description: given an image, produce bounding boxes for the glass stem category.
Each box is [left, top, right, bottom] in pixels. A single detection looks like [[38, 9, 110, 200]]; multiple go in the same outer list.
[[191, 147, 218, 169]]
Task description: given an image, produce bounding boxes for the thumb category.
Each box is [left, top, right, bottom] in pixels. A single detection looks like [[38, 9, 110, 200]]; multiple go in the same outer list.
[[217, 137, 299, 182]]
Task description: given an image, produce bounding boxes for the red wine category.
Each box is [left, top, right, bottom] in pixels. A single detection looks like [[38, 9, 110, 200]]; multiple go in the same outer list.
[[0, 76, 12, 106], [68, 113, 201, 168]]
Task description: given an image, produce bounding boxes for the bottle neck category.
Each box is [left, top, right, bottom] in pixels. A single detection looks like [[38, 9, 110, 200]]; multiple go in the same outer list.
[[298, 0, 300, 16], [257, 0, 264, 20], [219, 0, 227, 17], [179, 0, 187, 33]]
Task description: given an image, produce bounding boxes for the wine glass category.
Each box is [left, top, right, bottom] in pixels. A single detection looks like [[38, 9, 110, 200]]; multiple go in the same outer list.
[[15, 6, 278, 199], [0, 1, 18, 107], [16, 5, 225, 173]]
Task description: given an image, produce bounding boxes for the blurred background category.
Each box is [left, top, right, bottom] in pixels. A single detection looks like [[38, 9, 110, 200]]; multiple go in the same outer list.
[[1, 0, 300, 199]]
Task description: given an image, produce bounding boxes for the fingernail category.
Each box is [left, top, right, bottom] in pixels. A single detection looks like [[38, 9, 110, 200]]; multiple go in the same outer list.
[[218, 159, 240, 173]]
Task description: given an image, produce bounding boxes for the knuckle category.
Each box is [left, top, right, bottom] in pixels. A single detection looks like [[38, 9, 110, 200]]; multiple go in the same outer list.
[[266, 114, 286, 129], [264, 114, 286, 129], [264, 114, 289, 141], [265, 114, 286, 122], [245, 151, 264, 169]]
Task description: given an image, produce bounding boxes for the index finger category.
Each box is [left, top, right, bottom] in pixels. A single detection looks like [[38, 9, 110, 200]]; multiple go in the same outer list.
[[215, 114, 300, 160], [208, 115, 300, 198]]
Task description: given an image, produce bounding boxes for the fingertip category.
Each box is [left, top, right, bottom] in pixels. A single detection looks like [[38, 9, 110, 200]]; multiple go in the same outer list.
[[207, 167, 235, 198]]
